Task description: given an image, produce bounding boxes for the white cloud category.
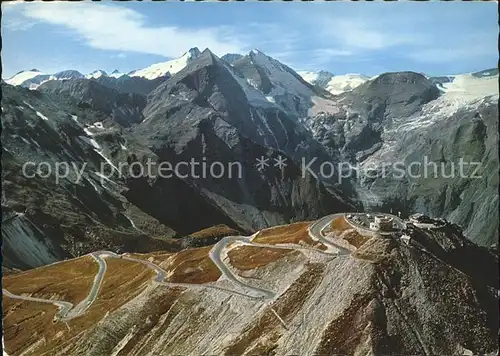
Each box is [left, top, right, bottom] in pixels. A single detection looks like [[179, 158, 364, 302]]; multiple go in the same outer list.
[[2, 16, 34, 31], [406, 32, 497, 64], [11, 2, 245, 58], [110, 53, 127, 59], [330, 20, 418, 50], [3, 1, 496, 76], [270, 48, 354, 70], [312, 13, 426, 53], [313, 49, 353, 57], [2, 2, 35, 31], [276, 5, 496, 71]]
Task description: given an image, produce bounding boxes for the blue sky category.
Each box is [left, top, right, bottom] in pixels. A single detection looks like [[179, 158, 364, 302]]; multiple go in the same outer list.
[[2, 1, 497, 78]]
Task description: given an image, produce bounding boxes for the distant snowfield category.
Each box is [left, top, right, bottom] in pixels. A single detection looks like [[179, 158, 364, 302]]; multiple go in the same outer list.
[[441, 73, 498, 97], [298, 71, 369, 95], [415, 73, 498, 123], [297, 71, 320, 84], [399, 73, 497, 134], [362, 72, 499, 167], [130, 50, 198, 80], [109, 71, 125, 78], [86, 70, 107, 79], [325, 74, 370, 95], [5, 70, 43, 86]]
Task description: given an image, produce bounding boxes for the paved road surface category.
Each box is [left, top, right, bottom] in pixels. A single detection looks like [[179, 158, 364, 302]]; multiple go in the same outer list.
[[2, 214, 354, 319], [2, 288, 73, 320], [209, 236, 277, 299], [308, 213, 352, 255]]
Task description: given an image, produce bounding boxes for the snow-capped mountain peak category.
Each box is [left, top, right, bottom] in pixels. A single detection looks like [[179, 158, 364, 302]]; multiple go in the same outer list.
[[129, 47, 202, 80], [325, 73, 370, 95], [184, 47, 202, 59], [298, 70, 334, 88], [250, 49, 264, 55], [109, 69, 125, 78], [221, 53, 243, 64], [49, 70, 85, 81], [299, 71, 369, 95], [6, 70, 44, 86], [86, 70, 108, 79]]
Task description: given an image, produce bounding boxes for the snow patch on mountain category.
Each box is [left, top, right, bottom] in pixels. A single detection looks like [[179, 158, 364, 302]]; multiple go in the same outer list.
[[325, 74, 370, 95], [298, 71, 320, 84], [86, 70, 107, 79], [109, 70, 126, 78], [79, 136, 101, 150], [130, 48, 201, 80], [22, 101, 35, 111], [298, 71, 369, 95], [36, 111, 49, 121], [9, 69, 125, 89], [83, 122, 105, 136], [5, 70, 43, 86], [412, 74, 498, 122], [440, 73, 498, 97], [95, 149, 119, 173], [362, 72, 499, 168], [297, 70, 334, 88]]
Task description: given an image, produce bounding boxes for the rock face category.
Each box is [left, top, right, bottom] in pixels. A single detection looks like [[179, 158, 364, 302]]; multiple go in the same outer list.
[[347, 72, 441, 120], [2, 216, 498, 355], [221, 53, 244, 64], [1, 84, 178, 267], [39, 79, 148, 126], [133, 49, 353, 232], [359, 102, 498, 246], [302, 71, 498, 246], [93, 75, 169, 96], [304, 72, 441, 160], [1, 214, 64, 270]]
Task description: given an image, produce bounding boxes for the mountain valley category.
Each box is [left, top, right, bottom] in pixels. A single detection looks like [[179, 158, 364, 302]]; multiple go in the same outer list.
[[1, 46, 499, 356]]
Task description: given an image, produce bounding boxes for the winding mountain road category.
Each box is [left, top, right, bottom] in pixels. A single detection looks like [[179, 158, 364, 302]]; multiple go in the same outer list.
[[2, 213, 353, 320], [63, 252, 108, 319], [209, 235, 277, 299], [308, 213, 353, 255], [2, 289, 73, 320]]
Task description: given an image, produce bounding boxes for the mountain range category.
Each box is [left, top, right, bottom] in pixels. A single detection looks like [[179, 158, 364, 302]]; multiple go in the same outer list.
[[3, 47, 497, 261], [1, 46, 498, 355]]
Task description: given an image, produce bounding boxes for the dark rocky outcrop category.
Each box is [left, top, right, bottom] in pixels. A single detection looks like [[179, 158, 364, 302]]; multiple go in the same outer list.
[[39, 79, 148, 127]]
